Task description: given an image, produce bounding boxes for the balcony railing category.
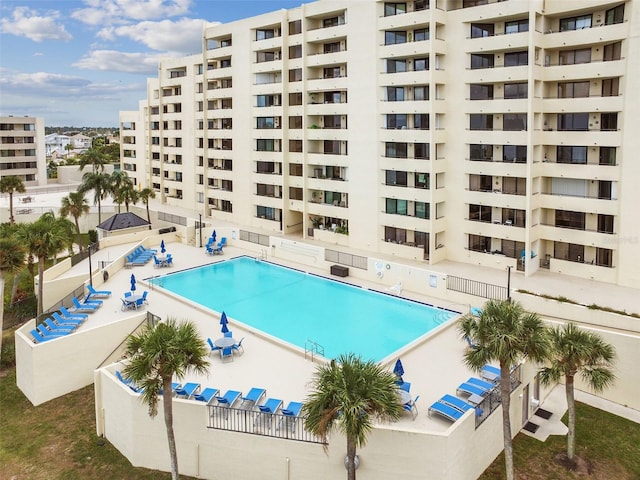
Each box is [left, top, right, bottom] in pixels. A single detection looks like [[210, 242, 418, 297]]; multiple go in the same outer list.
[[474, 364, 522, 428]]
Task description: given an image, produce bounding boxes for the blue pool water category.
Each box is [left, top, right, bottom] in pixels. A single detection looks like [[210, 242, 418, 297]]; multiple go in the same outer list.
[[150, 257, 456, 361]]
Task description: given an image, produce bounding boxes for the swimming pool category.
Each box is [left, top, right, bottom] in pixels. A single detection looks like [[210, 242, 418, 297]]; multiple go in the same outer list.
[[150, 256, 456, 361]]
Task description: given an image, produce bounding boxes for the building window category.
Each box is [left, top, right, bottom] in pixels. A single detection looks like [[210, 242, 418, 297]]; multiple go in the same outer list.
[[415, 173, 429, 189], [469, 204, 492, 222], [386, 198, 408, 215], [289, 116, 302, 129], [468, 234, 491, 253], [557, 113, 588, 131], [323, 16, 344, 28], [470, 53, 494, 69], [557, 146, 587, 164], [413, 28, 429, 41], [601, 78, 620, 97], [470, 23, 494, 38], [413, 85, 429, 100], [415, 201, 429, 219], [386, 114, 408, 129], [504, 51, 527, 67], [558, 81, 589, 98], [323, 66, 343, 78], [599, 147, 616, 166], [256, 94, 281, 107], [470, 114, 493, 131], [505, 19, 528, 34], [288, 92, 302, 106], [384, 3, 406, 16], [555, 210, 585, 230], [289, 46, 302, 59], [385, 170, 407, 186], [603, 41, 622, 61], [504, 83, 528, 99], [385, 226, 407, 243], [289, 140, 302, 153], [324, 140, 344, 155], [469, 174, 492, 192], [413, 114, 429, 130], [289, 20, 302, 35], [385, 142, 408, 158], [502, 177, 526, 195], [387, 86, 405, 102], [560, 14, 592, 31], [502, 209, 526, 227], [503, 113, 527, 131], [470, 84, 493, 100], [414, 143, 429, 159], [257, 139, 277, 152], [323, 41, 341, 53], [598, 180, 613, 200], [386, 59, 407, 73], [559, 48, 591, 65], [256, 117, 276, 129], [256, 28, 277, 40], [596, 248, 613, 267], [413, 57, 429, 71], [385, 30, 407, 45], [555, 242, 584, 263], [598, 214, 614, 234], [289, 68, 302, 82], [503, 145, 526, 163], [605, 4, 624, 25], [256, 51, 279, 63], [470, 144, 493, 161]]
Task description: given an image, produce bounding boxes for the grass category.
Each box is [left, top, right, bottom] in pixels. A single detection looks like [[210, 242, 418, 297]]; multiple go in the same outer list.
[[1, 331, 639, 479], [479, 401, 640, 479]]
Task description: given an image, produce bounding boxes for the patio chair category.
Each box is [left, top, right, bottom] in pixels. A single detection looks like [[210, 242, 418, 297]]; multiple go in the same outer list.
[[193, 387, 220, 404], [207, 338, 221, 355], [254, 398, 283, 431], [239, 387, 266, 410], [428, 401, 464, 422], [174, 382, 200, 399], [220, 346, 233, 362], [51, 312, 84, 327], [439, 394, 475, 414], [466, 377, 495, 392], [37, 323, 72, 336], [403, 395, 420, 420], [165, 255, 173, 267], [231, 337, 245, 356], [456, 382, 488, 398], [72, 297, 98, 312], [277, 401, 304, 433], [87, 284, 112, 299], [214, 389, 242, 419], [153, 255, 163, 268], [59, 307, 88, 321], [121, 298, 137, 311], [481, 365, 501, 382], [135, 294, 147, 310], [82, 296, 103, 307], [30, 329, 66, 343], [115, 370, 143, 393], [141, 291, 149, 304], [44, 317, 77, 332]]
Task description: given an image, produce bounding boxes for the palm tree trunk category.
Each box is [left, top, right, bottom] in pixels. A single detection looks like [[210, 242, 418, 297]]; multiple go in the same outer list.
[[146, 203, 152, 229], [500, 362, 515, 480], [74, 218, 83, 252], [0, 277, 5, 356], [37, 257, 45, 315], [97, 196, 102, 224], [9, 193, 15, 224], [346, 438, 357, 480], [566, 375, 576, 463], [163, 376, 179, 480], [11, 273, 20, 305]]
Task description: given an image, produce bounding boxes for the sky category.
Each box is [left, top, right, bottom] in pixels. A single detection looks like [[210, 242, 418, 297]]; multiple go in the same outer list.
[[0, 0, 303, 127]]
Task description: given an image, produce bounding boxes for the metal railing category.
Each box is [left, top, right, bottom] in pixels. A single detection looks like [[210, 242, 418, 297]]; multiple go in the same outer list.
[[239, 230, 270, 246], [446, 275, 508, 300], [305, 339, 324, 362], [325, 249, 367, 270], [206, 405, 324, 444], [475, 364, 522, 428]]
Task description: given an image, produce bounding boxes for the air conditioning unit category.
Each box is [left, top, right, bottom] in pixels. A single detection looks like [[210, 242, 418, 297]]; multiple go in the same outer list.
[[530, 397, 540, 408]]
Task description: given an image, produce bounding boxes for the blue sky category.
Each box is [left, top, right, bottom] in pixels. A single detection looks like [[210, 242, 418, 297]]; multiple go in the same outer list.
[[0, 0, 302, 126]]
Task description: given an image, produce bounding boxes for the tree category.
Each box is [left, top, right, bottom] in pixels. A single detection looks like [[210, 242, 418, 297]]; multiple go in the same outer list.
[[458, 299, 549, 480], [0, 223, 25, 304], [110, 170, 137, 213], [79, 171, 112, 224], [0, 236, 27, 356], [0, 175, 26, 224], [302, 353, 403, 480], [60, 191, 90, 251], [540, 323, 615, 464], [123, 318, 210, 480], [77, 147, 107, 173], [19, 213, 75, 315], [138, 187, 156, 229]]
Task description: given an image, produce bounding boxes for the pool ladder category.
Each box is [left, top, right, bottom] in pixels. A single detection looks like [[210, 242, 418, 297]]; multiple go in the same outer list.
[[305, 339, 324, 362], [256, 249, 267, 261]]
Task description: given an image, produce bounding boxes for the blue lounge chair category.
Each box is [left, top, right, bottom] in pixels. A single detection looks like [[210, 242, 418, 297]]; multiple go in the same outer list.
[[467, 377, 495, 391], [59, 306, 88, 320], [37, 323, 72, 336], [30, 329, 66, 343], [481, 365, 501, 382], [439, 394, 475, 413], [255, 398, 283, 430], [398, 381, 411, 392], [87, 284, 112, 299], [403, 395, 420, 420], [44, 317, 77, 332], [175, 382, 200, 399], [72, 297, 98, 312], [115, 370, 143, 393], [214, 389, 242, 418], [232, 337, 245, 356], [52, 312, 83, 326], [159, 382, 181, 396], [220, 346, 233, 362], [239, 387, 266, 410], [456, 382, 488, 398], [428, 401, 465, 422], [193, 387, 220, 404], [207, 338, 221, 354], [82, 296, 103, 307], [278, 401, 304, 433]]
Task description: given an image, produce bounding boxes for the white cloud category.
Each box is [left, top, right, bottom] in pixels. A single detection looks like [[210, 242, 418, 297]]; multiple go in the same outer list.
[[97, 18, 206, 55], [72, 0, 193, 26], [0, 71, 142, 99], [0, 6, 72, 42], [73, 50, 161, 74]]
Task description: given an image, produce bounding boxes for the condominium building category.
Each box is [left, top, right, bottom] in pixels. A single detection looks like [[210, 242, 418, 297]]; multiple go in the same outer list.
[[0, 115, 47, 186], [120, 0, 640, 288]]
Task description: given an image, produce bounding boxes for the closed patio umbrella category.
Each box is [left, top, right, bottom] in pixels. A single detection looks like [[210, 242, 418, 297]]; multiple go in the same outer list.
[[393, 359, 405, 379], [220, 311, 228, 333], [212, 230, 217, 244], [130, 273, 136, 292], [160, 239, 166, 254]]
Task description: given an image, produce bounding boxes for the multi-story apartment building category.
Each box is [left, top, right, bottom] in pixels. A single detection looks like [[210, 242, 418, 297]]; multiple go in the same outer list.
[[121, 0, 640, 288], [0, 115, 47, 186]]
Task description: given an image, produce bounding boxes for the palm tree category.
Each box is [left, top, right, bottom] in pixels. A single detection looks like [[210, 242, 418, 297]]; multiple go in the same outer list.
[[0, 175, 26, 224], [77, 147, 107, 173], [458, 299, 549, 480], [60, 191, 90, 251], [123, 318, 210, 480], [110, 170, 137, 213], [540, 323, 615, 464], [79, 171, 112, 224], [0, 223, 25, 304], [0, 236, 27, 355], [19, 213, 75, 315], [138, 187, 156, 229], [303, 353, 403, 480]]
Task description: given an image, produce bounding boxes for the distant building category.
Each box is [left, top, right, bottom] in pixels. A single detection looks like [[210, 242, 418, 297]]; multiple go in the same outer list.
[[71, 133, 92, 150], [45, 133, 71, 157], [0, 115, 47, 185]]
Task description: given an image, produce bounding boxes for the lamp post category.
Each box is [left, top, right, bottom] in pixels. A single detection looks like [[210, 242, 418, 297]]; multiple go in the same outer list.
[[198, 213, 202, 248], [506, 265, 512, 301]]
